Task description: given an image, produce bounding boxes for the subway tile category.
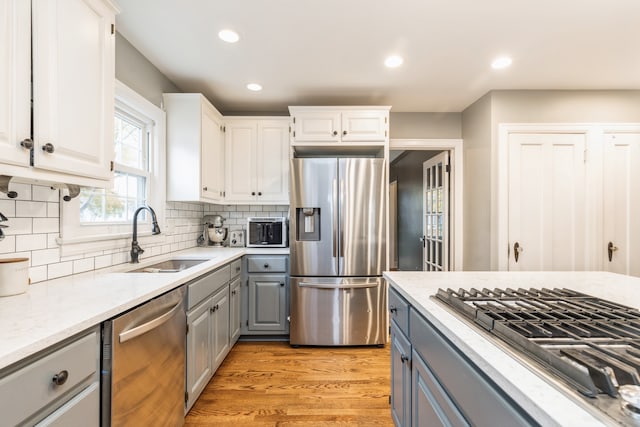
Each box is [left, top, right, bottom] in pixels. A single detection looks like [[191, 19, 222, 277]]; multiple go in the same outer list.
[[31, 248, 61, 266], [32, 185, 59, 202], [0, 235, 16, 254], [47, 202, 59, 218], [4, 217, 32, 235], [16, 201, 47, 218], [61, 253, 83, 262], [73, 258, 94, 274], [33, 218, 59, 233], [0, 200, 16, 216], [48, 261, 73, 279], [16, 234, 47, 252], [94, 254, 112, 269], [29, 266, 48, 283]]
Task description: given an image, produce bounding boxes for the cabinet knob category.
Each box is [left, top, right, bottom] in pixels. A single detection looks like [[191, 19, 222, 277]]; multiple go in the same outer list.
[[389, 306, 397, 314], [264, 263, 269, 268], [343, 130, 347, 136], [258, 192, 262, 196], [280, 282, 285, 286], [203, 186, 208, 191], [251, 192, 256, 196], [400, 354, 409, 363], [52, 370, 69, 386], [332, 130, 338, 136], [20, 138, 33, 150], [42, 143, 55, 153]]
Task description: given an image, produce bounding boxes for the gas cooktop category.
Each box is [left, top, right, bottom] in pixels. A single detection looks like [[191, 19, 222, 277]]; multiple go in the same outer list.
[[435, 287, 640, 426]]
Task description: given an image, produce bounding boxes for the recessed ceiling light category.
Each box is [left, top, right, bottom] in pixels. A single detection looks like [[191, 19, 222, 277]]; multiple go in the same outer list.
[[384, 55, 404, 68], [218, 29, 239, 43], [491, 56, 512, 70], [246, 83, 262, 91]]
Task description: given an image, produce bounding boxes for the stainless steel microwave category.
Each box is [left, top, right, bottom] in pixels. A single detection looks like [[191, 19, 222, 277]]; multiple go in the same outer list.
[[246, 217, 287, 247]]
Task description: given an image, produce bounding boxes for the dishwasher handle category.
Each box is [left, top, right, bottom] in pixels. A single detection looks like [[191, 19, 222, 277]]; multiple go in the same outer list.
[[119, 300, 183, 343], [298, 281, 377, 290]]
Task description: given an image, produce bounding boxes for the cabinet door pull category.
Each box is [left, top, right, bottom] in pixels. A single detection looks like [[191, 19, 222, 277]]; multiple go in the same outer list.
[[203, 186, 208, 191], [42, 143, 55, 153], [264, 263, 269, 268], [251, 191, 256, 196], [389, 306, 397, 314], [513, 242, 522, 263], [52, 370, 69, 386], [608, 241, 618, 262], [400, 354, 409, 363], [280, 282, 285, 286], [20, 138, 33, 149], [258, 192, 262, 196], [332, 130, 338, 136], [343, 130, 347, 136]]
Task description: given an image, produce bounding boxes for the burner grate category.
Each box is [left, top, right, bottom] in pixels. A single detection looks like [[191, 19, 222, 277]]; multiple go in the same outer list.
[[435, 287, 640, 398]]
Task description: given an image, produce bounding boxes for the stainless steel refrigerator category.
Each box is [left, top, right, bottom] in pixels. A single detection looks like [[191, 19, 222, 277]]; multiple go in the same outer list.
[[289, 157, 387, 346]]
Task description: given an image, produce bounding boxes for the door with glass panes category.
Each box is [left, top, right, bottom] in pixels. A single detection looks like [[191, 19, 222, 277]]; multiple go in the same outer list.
[[422, 152, 449, 271]]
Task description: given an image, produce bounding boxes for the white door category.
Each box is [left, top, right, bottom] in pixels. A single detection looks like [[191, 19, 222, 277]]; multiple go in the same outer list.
[[422, 152, 449, 271], [0, 0, 31, 167], [603, 132, 640, 276], [257, 120, 289, 203], [201, 103, 224, 201], [32, 0, 115, 180], [508, 133, 586, 270], [225, 120, 257, 202]]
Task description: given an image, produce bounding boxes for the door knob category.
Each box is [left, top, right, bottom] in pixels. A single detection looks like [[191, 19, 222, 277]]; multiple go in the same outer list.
[[608, 241, 618, 262], [513, 242, 522, 263]]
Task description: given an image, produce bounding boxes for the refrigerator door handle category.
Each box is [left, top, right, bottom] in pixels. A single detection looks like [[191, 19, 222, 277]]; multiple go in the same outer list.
[[298, 281, 378, 289], [332, 178, 338, 258], [339, 178, 345, 259]]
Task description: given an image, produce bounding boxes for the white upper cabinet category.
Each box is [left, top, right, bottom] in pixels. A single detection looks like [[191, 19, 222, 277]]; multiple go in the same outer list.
[[289, 107, 390, 144], [164, 93, 225, 203], [0, 0, 118, 187], [0, 0, 31, 167], [225, 118, 289, 204]]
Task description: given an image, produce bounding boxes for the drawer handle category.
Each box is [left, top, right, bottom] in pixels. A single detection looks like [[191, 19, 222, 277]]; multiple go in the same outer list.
[[119, 300, 182, 343], [264, 263, 269, 268], [52, 370, 69, 386], [280, 282, 285, 287], [389, 306, 397, 314]]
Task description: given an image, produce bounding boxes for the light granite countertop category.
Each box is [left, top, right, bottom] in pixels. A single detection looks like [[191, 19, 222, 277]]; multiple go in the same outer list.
[[0, 246, 289, 371], [383, 271, 640, 427]]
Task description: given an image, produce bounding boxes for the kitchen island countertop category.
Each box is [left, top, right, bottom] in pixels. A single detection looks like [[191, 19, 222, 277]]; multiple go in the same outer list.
[[0, 246, 287, 370], [383, 270, 640, 427]]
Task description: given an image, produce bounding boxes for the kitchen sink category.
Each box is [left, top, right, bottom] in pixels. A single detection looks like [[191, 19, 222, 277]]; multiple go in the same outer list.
[[127, 259, 210, 273]]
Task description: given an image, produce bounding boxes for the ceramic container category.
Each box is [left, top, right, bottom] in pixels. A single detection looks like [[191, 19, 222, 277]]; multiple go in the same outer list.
[[0, 258, 30, 297]]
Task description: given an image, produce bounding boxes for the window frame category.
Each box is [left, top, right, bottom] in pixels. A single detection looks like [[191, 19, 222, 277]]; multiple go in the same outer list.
[[59, 80, 166, 255]]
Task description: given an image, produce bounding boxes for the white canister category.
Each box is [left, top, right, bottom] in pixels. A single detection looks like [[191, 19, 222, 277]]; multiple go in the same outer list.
[[0, 258, 30, 297]]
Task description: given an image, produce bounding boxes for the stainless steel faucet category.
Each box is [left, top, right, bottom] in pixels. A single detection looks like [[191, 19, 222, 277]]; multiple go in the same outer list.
[[130, 206, 161, 263], [0, 211, 7, 241]]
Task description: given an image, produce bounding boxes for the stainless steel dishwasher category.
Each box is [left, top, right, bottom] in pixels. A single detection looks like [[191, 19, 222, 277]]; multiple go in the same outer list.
[[101, 286, 186, 426]]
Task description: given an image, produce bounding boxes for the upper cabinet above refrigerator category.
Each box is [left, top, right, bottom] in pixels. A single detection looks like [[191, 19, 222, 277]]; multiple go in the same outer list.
[[288, 106, 390, 156]]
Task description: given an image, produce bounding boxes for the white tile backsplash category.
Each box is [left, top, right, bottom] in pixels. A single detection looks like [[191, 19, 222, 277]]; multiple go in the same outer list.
[[0, 184, 288, 283]]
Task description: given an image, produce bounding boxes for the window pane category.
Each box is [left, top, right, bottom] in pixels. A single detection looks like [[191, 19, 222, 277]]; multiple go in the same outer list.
[[79, 172, 147, 224], [114, 114, 146, 169]]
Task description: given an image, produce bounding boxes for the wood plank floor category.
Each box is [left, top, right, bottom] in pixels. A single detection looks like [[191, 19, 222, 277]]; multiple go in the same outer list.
[[184, 341, 393, 426]]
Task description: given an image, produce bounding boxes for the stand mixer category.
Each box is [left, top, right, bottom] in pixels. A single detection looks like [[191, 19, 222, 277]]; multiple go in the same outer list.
[[203, 215, 228, 246]]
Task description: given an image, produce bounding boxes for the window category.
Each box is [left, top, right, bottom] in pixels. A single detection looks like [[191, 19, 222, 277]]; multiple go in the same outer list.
[[79, 106, 151, 223], [59, 80, 166, 253]]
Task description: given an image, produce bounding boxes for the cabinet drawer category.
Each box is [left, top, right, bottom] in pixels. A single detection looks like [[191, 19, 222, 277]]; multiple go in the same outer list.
[[230, 259, 242, 278], [247, 256, 287, 273], [0, 331, 99, 427], [187, 265, 230, 310], [35, 382, 99, 427], [389, 287, 410, 335]]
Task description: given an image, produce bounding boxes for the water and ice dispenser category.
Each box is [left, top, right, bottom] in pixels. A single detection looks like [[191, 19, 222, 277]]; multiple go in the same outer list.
[[295, 208, 320, 241]]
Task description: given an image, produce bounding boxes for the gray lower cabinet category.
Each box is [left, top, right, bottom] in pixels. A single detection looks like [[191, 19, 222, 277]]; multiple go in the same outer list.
[[242, 255, 289, 335], [389, 287, 538, 427], [229, 276, 242, 344], [0, 327, 100, 426], [186, 261, 238, 412]]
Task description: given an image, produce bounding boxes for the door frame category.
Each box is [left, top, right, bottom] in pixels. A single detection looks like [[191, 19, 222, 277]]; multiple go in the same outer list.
[[496, 123, 640, 271], [389, 138, 463, 271]]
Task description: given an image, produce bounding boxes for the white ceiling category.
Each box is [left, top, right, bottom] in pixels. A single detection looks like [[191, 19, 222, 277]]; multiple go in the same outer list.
[[116, 0, 640, 114]]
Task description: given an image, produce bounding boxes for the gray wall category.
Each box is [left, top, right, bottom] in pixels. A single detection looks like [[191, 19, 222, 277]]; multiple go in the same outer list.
[[115, 33, 180, 106], [390, 151, 439, 270], [461, 89, 640, 271], [390, 112, 461, 139]]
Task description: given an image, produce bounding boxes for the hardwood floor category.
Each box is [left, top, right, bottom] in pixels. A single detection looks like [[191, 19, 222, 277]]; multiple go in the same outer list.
[[184, 341, 393, 426]]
